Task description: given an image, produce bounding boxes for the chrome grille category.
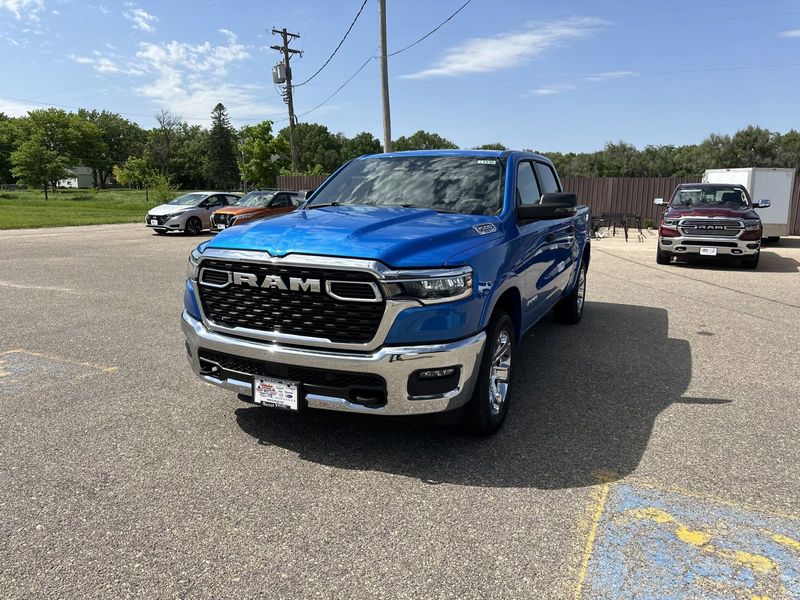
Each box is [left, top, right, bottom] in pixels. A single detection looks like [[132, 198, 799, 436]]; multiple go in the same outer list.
[[679, 219, 743, 238], [197, 259, 385, 344]]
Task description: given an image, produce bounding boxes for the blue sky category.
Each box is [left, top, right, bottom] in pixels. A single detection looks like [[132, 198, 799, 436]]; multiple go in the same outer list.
[[1, 0, 799, 152]]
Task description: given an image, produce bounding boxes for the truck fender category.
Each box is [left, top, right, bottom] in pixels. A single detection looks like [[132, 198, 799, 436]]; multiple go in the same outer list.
[[479, 274, 523, 341]]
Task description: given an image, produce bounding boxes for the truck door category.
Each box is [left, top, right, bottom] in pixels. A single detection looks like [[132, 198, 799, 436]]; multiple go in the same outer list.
[[534, 161, 576, 298], [515, 161, 563, 325]]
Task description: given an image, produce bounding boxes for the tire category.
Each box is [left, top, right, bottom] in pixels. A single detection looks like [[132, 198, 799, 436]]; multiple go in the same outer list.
[[742, 250, 760, 270], [185, 217, 202, 235], [553, 261, 587, 324], [656, 240, 671, 265], [462, 312, 515, 436]]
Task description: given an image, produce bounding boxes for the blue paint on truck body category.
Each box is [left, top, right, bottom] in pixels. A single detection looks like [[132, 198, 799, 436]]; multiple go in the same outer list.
[[187, 150, 591, 345]]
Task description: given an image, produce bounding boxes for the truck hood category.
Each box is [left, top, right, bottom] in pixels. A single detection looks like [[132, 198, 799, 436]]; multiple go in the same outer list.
[[205, 205, 502, 267], [665, 206, 759, 219], [148, 203, 195, 216]]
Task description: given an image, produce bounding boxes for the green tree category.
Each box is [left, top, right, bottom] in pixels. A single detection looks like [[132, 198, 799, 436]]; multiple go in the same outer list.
[[11, 138, 71, 198], [474, 143, 508, 151], [78, 109, 147, 187], [775, 130, 800, 170], [393, 130, 458, 151], [0, 113, 15, 184], [278, 122, 343, 174], [113, 155, 154, 189], [596, 141, 641, 177], [173, 124, 210, 189], [341, 131, 381, 161], [238, 120, 288, 188], [206, 103, 239, 189], [150, 109, 182, 176], [727, 125, 776, 167]]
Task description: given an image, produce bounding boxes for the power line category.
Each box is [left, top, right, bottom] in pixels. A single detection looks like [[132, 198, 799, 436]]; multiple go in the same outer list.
[[297, 54, 377, 119], [293, 0, 370, 87], [388, 0, 473, 57]]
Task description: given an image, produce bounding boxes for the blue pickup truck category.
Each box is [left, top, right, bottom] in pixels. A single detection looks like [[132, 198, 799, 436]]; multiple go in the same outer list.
[[182, 150, 590, 434]]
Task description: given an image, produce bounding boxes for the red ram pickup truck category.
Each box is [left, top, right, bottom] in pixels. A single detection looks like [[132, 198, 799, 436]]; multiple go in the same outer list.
[[655, 183, 770, 269]]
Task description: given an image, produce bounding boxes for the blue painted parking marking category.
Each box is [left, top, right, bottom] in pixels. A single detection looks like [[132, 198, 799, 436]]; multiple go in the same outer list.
[[0, 349, 117, 397], [579, 482, 800, 599]]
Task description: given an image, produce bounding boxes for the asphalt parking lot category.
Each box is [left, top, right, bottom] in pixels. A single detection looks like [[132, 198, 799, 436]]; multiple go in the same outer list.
[[1, 224, 799, 599]]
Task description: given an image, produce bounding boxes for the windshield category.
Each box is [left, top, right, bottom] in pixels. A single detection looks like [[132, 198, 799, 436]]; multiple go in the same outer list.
[[236, 191, 276, 208], [168, 193, 208, 206], [671, 186, 749, 208], [307, 156, 505, 215]]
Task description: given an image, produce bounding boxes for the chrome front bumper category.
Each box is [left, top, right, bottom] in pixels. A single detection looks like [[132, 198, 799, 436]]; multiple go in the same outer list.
[[659, 236, 760, 256], [181, 311, 486, 416]]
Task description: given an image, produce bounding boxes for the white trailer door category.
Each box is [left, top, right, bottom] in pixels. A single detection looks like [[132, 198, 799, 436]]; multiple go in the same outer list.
[[752, 169, 794, 235], [703, 169, 752, 188]]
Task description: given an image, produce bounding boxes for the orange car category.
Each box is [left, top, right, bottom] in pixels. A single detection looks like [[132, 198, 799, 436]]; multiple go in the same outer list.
[[211, 189, 302, 230]]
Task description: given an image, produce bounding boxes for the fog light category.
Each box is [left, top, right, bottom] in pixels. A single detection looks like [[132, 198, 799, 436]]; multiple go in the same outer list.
[[418, 367, 457, 379], [408, 367, 461, 398]]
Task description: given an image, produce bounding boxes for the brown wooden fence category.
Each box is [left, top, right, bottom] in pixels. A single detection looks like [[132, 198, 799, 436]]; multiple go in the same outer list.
[[277, 175, 328, 191], [278, 174, 800, 235]]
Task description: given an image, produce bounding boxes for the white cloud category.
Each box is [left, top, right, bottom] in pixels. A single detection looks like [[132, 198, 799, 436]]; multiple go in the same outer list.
[[401, 17, 604, 79], [133, 31, 282, 124], [522, 83, 575, 97], [584, 70, 638, 82], [0, 0, 44, 20], [0, 97, 39, 116], [779, 29, 800, 38], [69, 53, 145, 75], [123, 6, 158, 32]]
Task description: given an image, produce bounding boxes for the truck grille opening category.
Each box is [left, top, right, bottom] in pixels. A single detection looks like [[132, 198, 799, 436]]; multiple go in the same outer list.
[[212, 213, 233, 226], [679, 219, 743, 238], [197, 259, 385, 344], [198, 348, 387, 407]]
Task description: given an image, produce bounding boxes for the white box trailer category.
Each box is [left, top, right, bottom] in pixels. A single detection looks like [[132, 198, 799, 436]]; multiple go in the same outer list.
[[703, 167, 796, 241]]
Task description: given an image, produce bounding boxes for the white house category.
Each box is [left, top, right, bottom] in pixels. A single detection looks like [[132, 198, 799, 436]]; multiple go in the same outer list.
[[58, 166, 94, 189]]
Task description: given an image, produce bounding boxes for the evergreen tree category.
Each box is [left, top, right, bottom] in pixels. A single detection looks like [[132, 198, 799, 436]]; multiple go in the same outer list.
[[206, 103, 239, 189]]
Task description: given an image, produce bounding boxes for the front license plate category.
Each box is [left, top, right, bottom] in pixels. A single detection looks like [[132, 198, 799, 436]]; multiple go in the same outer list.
[[700, 247, 718, 256], [217, 224, 226, 230], [253, 376, 299, 411], [150, 219, 158, 226]]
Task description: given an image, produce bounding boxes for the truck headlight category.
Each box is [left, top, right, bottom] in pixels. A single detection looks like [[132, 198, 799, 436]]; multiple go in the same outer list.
[[186, 249, 201, 280], [743, 219, 761, 231], [662, 218, 678, 228], [383, 268, 473, 304]]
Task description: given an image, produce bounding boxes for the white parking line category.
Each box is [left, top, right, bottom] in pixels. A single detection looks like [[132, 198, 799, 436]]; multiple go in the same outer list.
[[0, 280, 75, 293]]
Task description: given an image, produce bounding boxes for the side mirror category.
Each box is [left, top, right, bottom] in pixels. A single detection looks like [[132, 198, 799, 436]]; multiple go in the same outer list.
[[517, 192, 577, 221], [653, 198, 665, 206], [755, 199, 771, 209]]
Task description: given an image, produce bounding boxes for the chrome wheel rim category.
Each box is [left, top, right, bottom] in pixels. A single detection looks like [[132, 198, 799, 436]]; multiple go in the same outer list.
[[576, 267, 586, 315], [488, 328, 512, 416]]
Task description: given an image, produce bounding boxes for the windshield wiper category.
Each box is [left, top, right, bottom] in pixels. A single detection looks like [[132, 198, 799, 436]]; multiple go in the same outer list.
[[306, 202, 340, 210], [398, 204, 455, 214]]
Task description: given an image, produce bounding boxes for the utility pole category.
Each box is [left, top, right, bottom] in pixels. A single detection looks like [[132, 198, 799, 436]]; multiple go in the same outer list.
[[271, 28, 302, 172], [378, 0, 392, 153]]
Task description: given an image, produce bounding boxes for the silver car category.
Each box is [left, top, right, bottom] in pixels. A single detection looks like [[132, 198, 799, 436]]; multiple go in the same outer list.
[[145, 191, 241, 235]]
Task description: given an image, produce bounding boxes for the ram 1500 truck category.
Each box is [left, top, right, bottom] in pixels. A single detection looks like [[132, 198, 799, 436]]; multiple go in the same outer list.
[[654, 183, 770, 269], [182, 150, 590, 434]]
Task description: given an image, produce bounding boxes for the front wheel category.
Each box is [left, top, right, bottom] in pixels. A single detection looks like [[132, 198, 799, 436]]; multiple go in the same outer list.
[[742, 250, 760, 270], [184, 217, 202, 235], [462, 312, 515, 436], [656, 241, 671, 265]]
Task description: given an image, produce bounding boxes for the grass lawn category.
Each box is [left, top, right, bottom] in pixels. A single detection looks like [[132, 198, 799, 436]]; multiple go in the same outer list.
[[0, 188, 158, 230]]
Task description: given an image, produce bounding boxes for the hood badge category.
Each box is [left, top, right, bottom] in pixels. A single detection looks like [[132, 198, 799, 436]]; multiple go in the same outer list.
[[473, 223, 497, 236]]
